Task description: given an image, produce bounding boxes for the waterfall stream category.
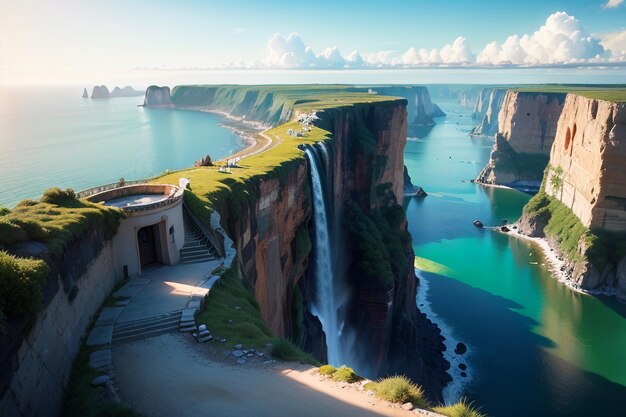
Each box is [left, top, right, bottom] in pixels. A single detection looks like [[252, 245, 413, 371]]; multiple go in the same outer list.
[[305, 146, 343, 366]]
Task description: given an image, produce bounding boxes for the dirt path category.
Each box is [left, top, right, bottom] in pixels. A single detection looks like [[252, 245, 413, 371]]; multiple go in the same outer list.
[[113, 333, 433, 417]]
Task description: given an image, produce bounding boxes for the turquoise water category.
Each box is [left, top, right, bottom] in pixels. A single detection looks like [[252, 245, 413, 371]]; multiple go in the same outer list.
[[405, 101, 626, 417], [0, 86, 244, 207]]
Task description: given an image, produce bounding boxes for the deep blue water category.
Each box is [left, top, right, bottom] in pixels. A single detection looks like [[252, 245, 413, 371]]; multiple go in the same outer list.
[[0, 86, 244, 207]]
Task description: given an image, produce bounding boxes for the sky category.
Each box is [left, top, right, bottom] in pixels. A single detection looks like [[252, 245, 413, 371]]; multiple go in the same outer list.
[[1, 0, 626, 85]]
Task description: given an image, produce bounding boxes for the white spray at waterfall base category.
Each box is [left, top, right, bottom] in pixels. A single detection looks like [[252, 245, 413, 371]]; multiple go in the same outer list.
[[414, 268, 473, 405]]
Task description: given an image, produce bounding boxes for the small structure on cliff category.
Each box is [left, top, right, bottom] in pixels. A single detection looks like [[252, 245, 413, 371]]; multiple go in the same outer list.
[[83, 183, 186, 276]]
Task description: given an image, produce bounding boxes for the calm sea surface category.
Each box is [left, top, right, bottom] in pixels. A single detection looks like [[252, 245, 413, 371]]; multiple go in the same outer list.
[[0, 86, 244, 207], [405, 98, 626, 417]]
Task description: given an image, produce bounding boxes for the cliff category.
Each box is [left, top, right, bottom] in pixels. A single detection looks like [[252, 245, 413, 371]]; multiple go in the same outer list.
[[476, 91, 565, 190], [471, 88, 506, 136], [154, 85, 450, 401], [144, 85, 173, 106], [90, 85, 110, 99], [518, 93, 626, 298], [110, 86, 144, 97], [369, 86, 446, 126]]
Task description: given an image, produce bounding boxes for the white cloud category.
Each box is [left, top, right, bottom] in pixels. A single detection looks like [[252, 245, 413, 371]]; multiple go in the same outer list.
[[258, 12, 623, 69], [603, 0, 623, 8], [599, 29, 626, 57], [477, 12, 608, 65]]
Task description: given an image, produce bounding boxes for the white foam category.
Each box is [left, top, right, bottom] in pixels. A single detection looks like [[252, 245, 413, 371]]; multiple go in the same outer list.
[[414, 268, 472, 404]]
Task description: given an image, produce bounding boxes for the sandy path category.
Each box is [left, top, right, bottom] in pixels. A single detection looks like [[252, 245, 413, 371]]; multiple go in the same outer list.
[[114, 333, 432, 417]]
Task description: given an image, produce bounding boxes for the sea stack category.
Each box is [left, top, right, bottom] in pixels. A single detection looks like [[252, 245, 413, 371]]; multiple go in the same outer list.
[[91, 85, 110, 99], [143, 85, 173, 107], [82, 88, 88, 98]]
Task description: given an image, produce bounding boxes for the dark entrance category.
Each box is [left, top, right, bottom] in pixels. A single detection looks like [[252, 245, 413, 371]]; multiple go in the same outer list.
[[137, 224, 161, 267]]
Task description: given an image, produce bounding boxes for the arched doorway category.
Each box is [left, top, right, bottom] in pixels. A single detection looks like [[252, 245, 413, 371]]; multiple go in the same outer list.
[[137, 224, 163, 268]]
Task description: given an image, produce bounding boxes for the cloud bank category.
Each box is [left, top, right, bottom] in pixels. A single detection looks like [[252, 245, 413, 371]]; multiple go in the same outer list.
[[250, 11, 625, 69]]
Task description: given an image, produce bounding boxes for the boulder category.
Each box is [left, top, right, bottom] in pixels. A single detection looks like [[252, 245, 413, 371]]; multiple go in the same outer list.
[[458, 363, 467, 371], [416, 187, 428, 198], [402, 402, 413, 410], [454, 342, 467, 355], [473, 220, 484, 228], [500, 226, 510, 232], [232, 350, 244, 358]]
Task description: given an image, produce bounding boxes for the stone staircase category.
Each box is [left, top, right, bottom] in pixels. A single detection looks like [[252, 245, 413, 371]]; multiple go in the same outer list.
[[180, 209, 219, 264], [112, 311, 182, 345]]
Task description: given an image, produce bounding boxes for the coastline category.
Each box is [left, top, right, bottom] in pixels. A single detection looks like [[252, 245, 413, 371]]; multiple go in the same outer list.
[[497, 226, 620, 299]]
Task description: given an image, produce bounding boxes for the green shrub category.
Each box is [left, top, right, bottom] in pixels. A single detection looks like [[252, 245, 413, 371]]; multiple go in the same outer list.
[[0, 207, 9, 216], [271, 338, 319, 365], [40, 187, 77, 205], [433, 399, 487, 417], [10, 218, 50, 241], [318, 365, 337, 376], [0, 250, 49, 316], [365, 376, 430, 408], [331, 366, 361, 383], [0, 219, 28, 245]]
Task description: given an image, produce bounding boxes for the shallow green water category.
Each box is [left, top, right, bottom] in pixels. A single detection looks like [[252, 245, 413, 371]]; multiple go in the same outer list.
[[405, 100, 626, 417], [0, 86, 244, 207]]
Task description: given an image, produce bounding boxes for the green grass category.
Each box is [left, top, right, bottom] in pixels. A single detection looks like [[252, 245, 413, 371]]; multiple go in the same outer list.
[[364, 376, 430, 409], [433, 399, 487, 417], [513, 85, 626, 102], [318, 365, 337, 376], [195, 263, 319, 365], [331, 366, 362, 383], [0, 250, 49, 317]]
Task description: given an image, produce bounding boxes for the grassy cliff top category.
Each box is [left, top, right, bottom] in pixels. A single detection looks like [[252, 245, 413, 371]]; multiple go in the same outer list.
[[512, 85, 626, 102], [157, 88, 404, 227]]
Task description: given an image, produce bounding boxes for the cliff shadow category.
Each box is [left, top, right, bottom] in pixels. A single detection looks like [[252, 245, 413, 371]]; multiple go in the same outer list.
[[424, 273, 626, 417], [598, 294, 626, 320]]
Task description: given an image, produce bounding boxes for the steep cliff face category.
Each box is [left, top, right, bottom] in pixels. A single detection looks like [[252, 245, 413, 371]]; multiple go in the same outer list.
[[144, 85, 173, 107], [471, 88, 506, 136], [370, 86, 446, 126], [545, 95, 626, 231], [518, 94, 626, 298], [476, 91, 565, 189], [314, 101, 450, 401]]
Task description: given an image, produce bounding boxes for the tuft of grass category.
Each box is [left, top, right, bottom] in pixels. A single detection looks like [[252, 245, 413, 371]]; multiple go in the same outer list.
[[270, 338, 320, 365], [331, 366, 362, 383], [364, 376, 430, 409], [433, 399, 487, 417], [318, 365, 337, 376], [0, 250, 49, 317]]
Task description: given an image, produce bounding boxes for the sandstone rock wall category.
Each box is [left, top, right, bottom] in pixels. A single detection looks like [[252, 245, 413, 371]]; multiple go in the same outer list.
[[476, 91, 565, 189], [545, 94, 626, 232], [471, 88, 506, 136]]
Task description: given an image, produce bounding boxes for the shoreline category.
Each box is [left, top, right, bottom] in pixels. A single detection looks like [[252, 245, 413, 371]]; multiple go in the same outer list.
[[497, 226, 621, 299]]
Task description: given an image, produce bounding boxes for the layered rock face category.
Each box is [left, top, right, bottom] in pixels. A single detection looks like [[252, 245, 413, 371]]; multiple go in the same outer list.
[[519, 94, 626, 298], [476, 91, 565, 189], [471, 88, 506, 136], [545, 95, 626, 232], [144, 85, 173, 106]]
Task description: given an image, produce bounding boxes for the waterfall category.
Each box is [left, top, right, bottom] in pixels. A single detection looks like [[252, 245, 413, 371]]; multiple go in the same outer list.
[[305, 145, 343, 366]]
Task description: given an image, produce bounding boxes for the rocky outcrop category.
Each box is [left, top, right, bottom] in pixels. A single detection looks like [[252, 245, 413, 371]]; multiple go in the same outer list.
[[518, 93, 626, 299], [90, 85, 110, 99], [143, 86, 173, 107], [82, 88, 88, 98], [110, 86, 144, 97], [476, 91, 565, 190], [471, 88, 506, 136]]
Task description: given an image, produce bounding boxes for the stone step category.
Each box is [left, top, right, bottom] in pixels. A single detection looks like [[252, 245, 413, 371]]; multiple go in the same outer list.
[[114, 315, 181, 335], [180, 247, 211, 256], [115, 311, 182, 329], [180, 253, 217, 263], [112, 325, 179, 345]]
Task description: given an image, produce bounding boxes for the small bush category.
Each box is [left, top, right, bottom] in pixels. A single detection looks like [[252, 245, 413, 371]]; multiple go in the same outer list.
[[0, 219, 27, 244], [40, 187, 77, 205], [331, 366, 361, 383], [0, 250, 49, 316], [433, 399, 487, 417], [365, 376, 430, 408], [318, 365, 337, 376], [0, 207, 9, 216]]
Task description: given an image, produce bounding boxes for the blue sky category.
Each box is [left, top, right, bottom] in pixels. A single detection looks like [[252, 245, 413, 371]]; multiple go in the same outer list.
[[1, 0, 626, 83]]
